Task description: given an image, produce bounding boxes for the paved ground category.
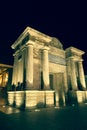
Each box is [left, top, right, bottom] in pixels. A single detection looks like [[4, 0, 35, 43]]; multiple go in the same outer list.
[[0, 104, 87, 130]]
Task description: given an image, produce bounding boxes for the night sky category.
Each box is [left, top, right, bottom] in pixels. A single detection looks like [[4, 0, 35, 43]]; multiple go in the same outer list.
[[0, 1, 87, 73]]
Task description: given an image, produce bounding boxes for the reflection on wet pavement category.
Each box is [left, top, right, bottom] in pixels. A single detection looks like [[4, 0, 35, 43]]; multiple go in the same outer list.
[[0, 105, 20, 114]]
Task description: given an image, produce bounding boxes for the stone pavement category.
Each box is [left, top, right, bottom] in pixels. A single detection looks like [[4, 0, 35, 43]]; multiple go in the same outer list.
[[0, 104, 87, 130], [0, 105, 20, 114]]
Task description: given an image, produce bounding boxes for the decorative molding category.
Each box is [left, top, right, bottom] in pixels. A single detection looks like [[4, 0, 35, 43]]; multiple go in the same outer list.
[[48, 54, 66, 65], [50, 37, 63, 49], [33, 48, 40, 59]]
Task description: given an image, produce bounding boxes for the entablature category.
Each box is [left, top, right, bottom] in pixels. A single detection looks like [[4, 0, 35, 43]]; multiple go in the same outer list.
[[11, 27, 64, 53]]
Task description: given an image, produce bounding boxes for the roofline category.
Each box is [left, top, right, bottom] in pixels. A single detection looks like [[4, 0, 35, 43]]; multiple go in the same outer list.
[[11, 27, 52, 49], [65, 46, 85, 55], [0, 63, 13, 68]]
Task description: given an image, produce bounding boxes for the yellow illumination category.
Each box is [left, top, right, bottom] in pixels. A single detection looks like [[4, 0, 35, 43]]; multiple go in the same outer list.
[[5, 73, 8, 82], [0, 75, 2, 85]]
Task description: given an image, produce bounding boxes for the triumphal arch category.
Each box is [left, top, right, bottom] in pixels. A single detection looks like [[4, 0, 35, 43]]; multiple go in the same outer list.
[[8, 27, 87, 109]]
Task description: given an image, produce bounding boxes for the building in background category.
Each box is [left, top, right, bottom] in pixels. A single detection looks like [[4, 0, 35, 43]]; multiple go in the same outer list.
[[8, 27, 87, 109], [0, 64, 13, 97]]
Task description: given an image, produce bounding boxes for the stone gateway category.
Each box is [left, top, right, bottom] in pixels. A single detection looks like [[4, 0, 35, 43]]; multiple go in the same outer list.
[[8, 27, 87, 109]]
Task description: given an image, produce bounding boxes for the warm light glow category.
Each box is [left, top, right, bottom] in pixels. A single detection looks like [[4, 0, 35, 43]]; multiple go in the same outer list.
[[0, 75, 2, 85], [77, 91, 84, 103], [0, 72, 8, 87], [5, 73, 8, 82]]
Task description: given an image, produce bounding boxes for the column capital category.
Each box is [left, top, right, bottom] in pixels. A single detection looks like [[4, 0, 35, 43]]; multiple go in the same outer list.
[[26, 41, 35, 46], [78, 59, 83, 62], [13, 50, 20, 57], [70, 57, 75, 61], [42, 46, 50, 51]]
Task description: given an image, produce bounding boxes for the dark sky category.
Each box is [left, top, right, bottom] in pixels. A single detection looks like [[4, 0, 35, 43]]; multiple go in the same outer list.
[[0, 1, 87, 73]]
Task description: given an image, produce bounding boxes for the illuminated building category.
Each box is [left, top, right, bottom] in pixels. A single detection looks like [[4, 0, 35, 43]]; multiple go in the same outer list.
[[0, 64, 13, 98], [8, 27, 87, 109]]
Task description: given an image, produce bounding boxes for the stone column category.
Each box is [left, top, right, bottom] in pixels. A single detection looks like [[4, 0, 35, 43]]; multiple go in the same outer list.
[[20, 54, 24, 84], [70, 58, 78, 90], [12, 54, 18, 86], [26, 42, 34, 89], [42, 46, 50, 90], [78, 60, 86, 90], [15, 55, 19, 86], [17, 59, 21, 83], [17, 54, 23, 84], [12, 56, 15, 85]]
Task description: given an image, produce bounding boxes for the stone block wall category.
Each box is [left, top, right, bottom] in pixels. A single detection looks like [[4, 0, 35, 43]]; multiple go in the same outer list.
[[8, 92, 15, 106], [45, 91, 54, 107], [15, 91, 25, 108], [37, 91, 45, 107], [68, 91, 87, 105], [25, 91, 37, 108], [25, 90, 55, 109], [8, 90, 55, 109]]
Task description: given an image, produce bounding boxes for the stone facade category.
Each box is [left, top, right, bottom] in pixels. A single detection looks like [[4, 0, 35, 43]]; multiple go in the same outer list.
[[8, 27, 87, 109]]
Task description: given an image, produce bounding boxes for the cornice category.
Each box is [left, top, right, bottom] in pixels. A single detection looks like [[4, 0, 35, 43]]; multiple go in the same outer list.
[[11, 27, 52, 49], [65, 46, 85, 56]]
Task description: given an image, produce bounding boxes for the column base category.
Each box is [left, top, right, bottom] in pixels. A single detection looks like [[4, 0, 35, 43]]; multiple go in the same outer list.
[[72, 89, 78, 91], [80, 87, 86, 91], [43, 85, 51, 90], [25, 86, 34, 90], [43, 88, 51, 90]]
